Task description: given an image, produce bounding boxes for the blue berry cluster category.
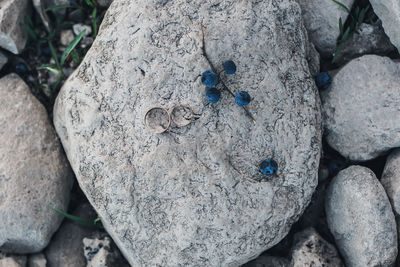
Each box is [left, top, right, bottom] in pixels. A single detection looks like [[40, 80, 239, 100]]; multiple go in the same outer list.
[[202, 60, 251, 107], [259, 158, 278, 175], [315, 72, 332, 90]]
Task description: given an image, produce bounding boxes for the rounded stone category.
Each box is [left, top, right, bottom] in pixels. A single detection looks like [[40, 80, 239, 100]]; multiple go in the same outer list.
[[53, 1, 322, 265], [325, 165, 397, 267]]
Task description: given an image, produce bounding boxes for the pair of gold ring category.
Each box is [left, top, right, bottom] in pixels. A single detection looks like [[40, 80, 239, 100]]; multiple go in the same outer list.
[[144, 105, 194, 134]]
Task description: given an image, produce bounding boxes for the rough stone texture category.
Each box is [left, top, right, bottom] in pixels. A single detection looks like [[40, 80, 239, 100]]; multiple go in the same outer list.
[[60, 30, 75, 46], [0, 52, 7, 71], [334, 22, 396, 66], [0, 0, 30, 54], [0, 253, 27, 267], [305, 41, 320, 77], [0, 74, 73, 253], [321, 55, 400, 161], [83, 235, 130, 267], [325, 165, 397, 267], [297, 0, 354, 57], [381, 148, 400, 243], [27, 253, 47, 267], [45, 203, 97, 267], [290, 228, 342, 267], [243, 254, 290, 267], [370, 0, 400, 53], [53, 0, 322, 266]]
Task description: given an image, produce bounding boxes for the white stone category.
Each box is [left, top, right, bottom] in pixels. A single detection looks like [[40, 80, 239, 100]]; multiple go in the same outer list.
[[60, 30, 75, 47], [73, 24, 92, 37], [0, 0, 30, 54], [370, 0, 400, 53], [27, 253, 47, 267], [325, 166, 397, 267], [0, 74, 73, 253], [297, 0, 355, 56], [53, 0, 322, 265], [321, 55, 400, 161]]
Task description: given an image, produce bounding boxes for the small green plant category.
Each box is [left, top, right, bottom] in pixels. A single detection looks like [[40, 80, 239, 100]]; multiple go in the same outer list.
[[37, 29, 86, 90], [331, 0, 376, 63], [51, 206, 103, 228]]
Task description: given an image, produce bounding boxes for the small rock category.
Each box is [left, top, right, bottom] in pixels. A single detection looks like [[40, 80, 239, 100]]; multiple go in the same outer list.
[[321, 55, 400, 161], [0, 253, 27, 267], [27, 253, 46, 267], [334, 22, 396, 66], [60, 30, 75, 46], [45, 203, 98, 267], [32, 0, 50, 31], [325, 165, 397, 267], [381, 149, 400, 215], [297, 0, 355, 56], [290, 228, 342, 267], [0, 74, 73, 253], [73, 24, 92, 37], [243, 254, 290, 267], [83, 235, 129, 267], [0, 0, 30, 54], [0, 52, 7, 71], [369, 0, 400, 53]]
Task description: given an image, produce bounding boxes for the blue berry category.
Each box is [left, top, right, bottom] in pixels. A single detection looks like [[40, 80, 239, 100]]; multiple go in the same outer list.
[[223, 60, 236, 74], [206, 88, 221, 103], [40, 44, 51, 56], [315, 72, 332, 90], [259, 159, 278, 175], [15, 63, 28, 75], [201, 70, 218, 87], [235, 91, 251, 106]]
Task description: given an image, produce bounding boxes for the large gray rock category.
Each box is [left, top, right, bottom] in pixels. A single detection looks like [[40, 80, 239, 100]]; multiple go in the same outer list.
[[334, 22, 396, 66], [321, 55, 400, 161], [0, 74, 73, 253], [0, 0, 30, 54], [381, 149, 400, 216], [297, 0, 354, 57], [290, 228, 342, 267], [45, 203, 97, 267], [325, 166, 397, 267], [53, 0, 322, 266], [370, 0, 400, 53]]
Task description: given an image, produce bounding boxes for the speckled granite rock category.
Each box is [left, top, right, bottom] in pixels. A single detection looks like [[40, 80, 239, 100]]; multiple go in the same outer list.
[[53, 0, 322, 265], [297, 0, 354, 56], [369, 0, 400, 53], [381, 149, 400, 216], [291, 228, 342, 267], [0, 74, 73, 253], [0, 0, 30, 54], [325, 166, 397, 267], [321, 55, 400, 161], [334, 22, 396, 66]]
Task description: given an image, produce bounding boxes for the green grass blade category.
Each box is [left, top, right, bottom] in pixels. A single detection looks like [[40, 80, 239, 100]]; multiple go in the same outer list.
[[45, 4, 75, 11], [48, 41, 60, 69], [331, 0, 351, 13], [60, 29, 86, 66], [339, 18, 344, 37], [50, 207, 95, 227], [332, 43, 343, 64], [37, 64, 61, 75], [92, 8, 98, 37], [342, 26, 351, 42], [20, 22, 37, 41], [85, 0, 95, 8]]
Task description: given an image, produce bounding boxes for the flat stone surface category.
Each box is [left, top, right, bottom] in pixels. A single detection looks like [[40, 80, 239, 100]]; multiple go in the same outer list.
[[325, 165, 397, 267], [381, 149, 400, 216], [291, 227, 342, 267], [0, 0, 30, 54], [53, 0, 322, 266], [0, 74, 73, 253], [370, 0, 400, 53], [297, 0, 354, 56], [243, 254, 290, 267], [321, 55, 400, 161]]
